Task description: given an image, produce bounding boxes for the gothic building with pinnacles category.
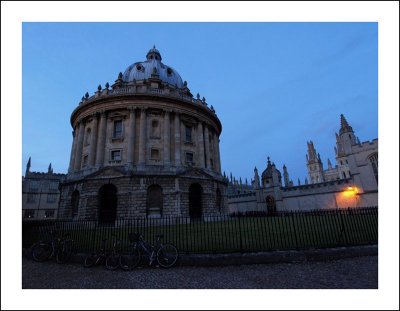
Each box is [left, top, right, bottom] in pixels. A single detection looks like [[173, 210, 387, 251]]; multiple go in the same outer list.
[[227, 114, 378, 214]]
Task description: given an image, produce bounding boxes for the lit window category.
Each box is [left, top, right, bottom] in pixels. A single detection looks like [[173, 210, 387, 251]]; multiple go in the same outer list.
[[111, 150, 122, 161], [185, 126, 192, 142], [113, 120, 123, 138], [44, 210, 55, 218], [24, 210, 35, 218]]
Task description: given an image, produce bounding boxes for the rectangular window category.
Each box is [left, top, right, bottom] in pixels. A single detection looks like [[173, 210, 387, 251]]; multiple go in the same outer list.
[[151, 148, 160, 160], [29, 180, 40, 192], [47, 193, 57, 203], [111, 150, 122, 161], [185, 125, 192, 142], [113, 120, 123, 138], [186, 152, 194, 164], [27, 193, 37, 203], [24, 210, 35, 219], [49, 181, 59, 191], [45, 210, 55, 218]]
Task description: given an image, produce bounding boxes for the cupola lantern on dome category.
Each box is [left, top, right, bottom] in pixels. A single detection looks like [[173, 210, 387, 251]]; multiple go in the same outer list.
[[122, 46, 184, 88], [146, 45, 162, 61]]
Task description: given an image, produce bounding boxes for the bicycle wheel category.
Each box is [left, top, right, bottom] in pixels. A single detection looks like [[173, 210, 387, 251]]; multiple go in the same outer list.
[[156, 243, 178, 268], [84, 253, 99, 268], [56, 241, 73, 264], [105, 253, 120, 270], [31, 242, 53, 262], [119, 246, 141, 270]]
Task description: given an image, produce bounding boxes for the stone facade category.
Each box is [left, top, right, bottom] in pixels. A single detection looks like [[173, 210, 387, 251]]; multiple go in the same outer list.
[[228, 115, 378, 214], [22, 158, 66, 220], [59, 47, 227, 222]]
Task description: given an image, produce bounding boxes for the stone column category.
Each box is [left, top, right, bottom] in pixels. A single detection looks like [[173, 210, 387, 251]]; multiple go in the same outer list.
[[204, 124, 211, 169], [127, 108, 136, 164], [103, 118, 112, 165], [174, 112, 181, 166], [68, 128, 78, 173], [89, 114, 98, 167], [73, 121, 85, 171], [197, 122, 205, 168], [95, 112, 107, 166], [163, 110, 171, 166], [138, 108, 147, 166], [216, 133, 222, 174], [213, 131, 221, 173]]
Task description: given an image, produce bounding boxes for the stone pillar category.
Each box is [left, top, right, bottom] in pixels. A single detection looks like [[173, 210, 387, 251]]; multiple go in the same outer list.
[[127, 108, 136, 164], [204, 125, 211, 169], [103, 118, 112, 165], [197, 122, 205, 168], [215, 133, 222, 174], [174, 112, 181, 166], [73, 121, 85, 170], [89, 114, 98, 167], [95, 112, 107, 166], [163, 110, 171, 166], [68, 128, 78, 173], [213, 131, 220, 173], [138, 108, 147, 166]]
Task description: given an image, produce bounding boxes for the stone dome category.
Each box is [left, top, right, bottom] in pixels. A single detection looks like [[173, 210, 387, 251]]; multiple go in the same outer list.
[[122, 46, 184, 88]]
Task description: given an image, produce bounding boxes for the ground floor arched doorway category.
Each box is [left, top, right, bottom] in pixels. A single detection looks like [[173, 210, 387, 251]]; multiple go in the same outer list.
[[189, 183, 202, 219], [99, 184, 117, 224], [266, 195, 276, 216]]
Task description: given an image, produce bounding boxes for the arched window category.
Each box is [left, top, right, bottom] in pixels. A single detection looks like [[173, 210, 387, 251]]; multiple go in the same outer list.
[[147, 185, 163, 218], [85, 128, 91, 145], [71, 190, 80, 218], [151, 119, 160, 138], [368, 153, 378, 183], [98, 184, 118, 224]]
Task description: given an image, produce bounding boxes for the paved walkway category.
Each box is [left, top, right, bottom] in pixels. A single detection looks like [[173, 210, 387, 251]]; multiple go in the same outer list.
[[22, 255, 377, 289]]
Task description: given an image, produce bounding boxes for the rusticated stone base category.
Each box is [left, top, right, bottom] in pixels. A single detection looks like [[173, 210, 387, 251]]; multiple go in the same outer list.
[[59, 166, 227, 221]]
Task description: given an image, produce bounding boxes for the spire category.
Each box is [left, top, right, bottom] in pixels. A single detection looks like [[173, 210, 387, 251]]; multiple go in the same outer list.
[[298, 178, 301, 186], [305, 177, 308, 185], [48, 163, 53, 174], [327, 158, 332, 169], [357, 137, 361, 144], [339, 114, 353, 135], [25, 157, 31, 176], [283, 164, 290, 187]]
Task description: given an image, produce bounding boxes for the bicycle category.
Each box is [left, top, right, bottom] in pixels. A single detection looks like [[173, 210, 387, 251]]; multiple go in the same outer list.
[[84, 238, 108, 268], [105, 235, 122, 270], [119, 233, 179, 270], [31, 230, 74, 264]]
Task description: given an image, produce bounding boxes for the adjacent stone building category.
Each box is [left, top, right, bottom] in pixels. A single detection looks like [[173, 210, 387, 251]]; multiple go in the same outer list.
[[59, 47, 227, 222], [22, 157, 66, 220], [228, 114, 378, 213]]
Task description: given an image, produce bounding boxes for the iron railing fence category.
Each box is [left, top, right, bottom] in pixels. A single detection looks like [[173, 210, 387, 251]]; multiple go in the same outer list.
[[22, 206, 378, 254]]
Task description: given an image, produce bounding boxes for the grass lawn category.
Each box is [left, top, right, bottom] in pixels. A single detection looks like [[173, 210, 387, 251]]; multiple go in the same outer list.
[[24, 211, 378, 254]]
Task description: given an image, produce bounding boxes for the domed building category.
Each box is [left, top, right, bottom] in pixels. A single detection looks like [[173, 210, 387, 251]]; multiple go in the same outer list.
[[59, 47, 227, 222]]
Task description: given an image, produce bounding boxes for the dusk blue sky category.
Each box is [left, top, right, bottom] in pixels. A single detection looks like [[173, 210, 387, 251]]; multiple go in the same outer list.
[[22, 22, 378, 183]]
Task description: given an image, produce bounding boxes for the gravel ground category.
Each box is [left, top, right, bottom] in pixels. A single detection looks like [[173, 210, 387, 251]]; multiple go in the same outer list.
[[22, 255, 377, 289]]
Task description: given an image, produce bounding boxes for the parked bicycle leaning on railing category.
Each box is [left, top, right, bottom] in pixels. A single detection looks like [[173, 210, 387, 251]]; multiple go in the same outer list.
[[31, 230, 74, 264], [119, 232, 179, 270]]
